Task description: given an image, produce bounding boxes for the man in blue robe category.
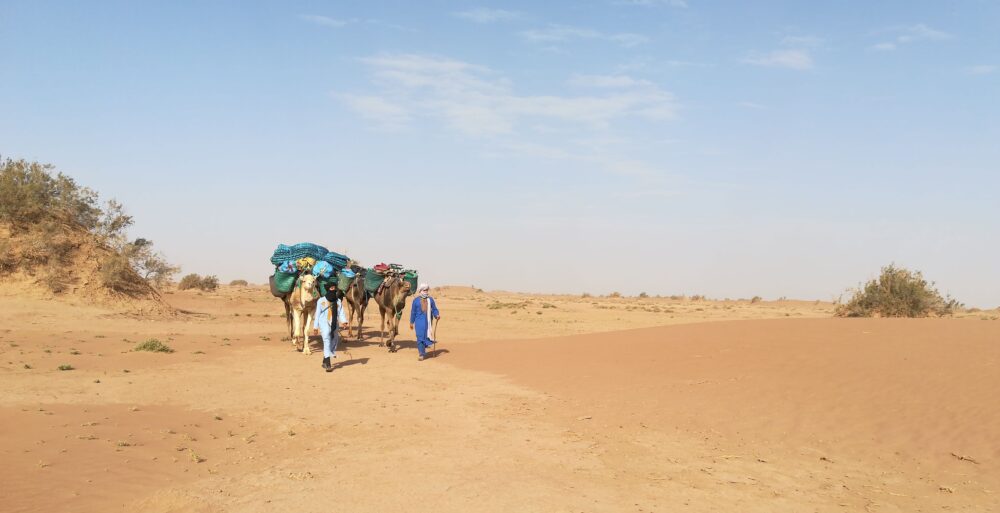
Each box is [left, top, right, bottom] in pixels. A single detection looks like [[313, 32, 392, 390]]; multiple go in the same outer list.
[[409, 283, 440, 361]]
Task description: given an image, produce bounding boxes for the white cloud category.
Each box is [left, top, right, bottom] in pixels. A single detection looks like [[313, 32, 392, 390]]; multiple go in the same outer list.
[[968, 64, 997, 75], [454, 8, 522, 23], [871, 23, 953, 51], [299, 14, 347, 28], [335, 93, 410, 130], [738, 101, 766, 110], [520, 24, 650, 47], [743, 49, 814, 70], [342, 53, 677, 136]]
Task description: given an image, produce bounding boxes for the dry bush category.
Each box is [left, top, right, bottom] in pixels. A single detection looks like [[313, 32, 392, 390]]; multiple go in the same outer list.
[[836, 264, 961, 318], [638, 292, 649, 298], [229, 279, 249, 287], [750, 296, 762, 303], [99, 254, 146, 294], [608, 291, 622, 298], [0, 238, 14, 274], [178, 273, 219, 292], [178, 274, 202, 290]]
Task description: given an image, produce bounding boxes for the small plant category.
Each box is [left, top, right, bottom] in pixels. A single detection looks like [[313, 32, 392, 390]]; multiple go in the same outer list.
[[134, 338, 174, 353], [229, 279, 249, 286], [608, 291, 622, 298], [23, 363, 32, 369], [57, 364, 74, 371], [750, 296, 762, 304], [581, 292, 592, 298], [638, 292, 649, 298]]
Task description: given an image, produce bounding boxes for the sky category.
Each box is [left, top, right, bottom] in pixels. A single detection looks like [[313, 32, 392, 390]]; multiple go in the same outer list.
[[2, 1, 998, 306]]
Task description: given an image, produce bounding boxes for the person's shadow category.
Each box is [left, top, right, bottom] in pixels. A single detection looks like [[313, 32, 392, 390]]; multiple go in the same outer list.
[[331, 357, 369, 370]]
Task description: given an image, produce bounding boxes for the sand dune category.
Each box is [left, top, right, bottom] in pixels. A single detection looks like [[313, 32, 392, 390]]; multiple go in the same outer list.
[[2, 287, 997, 512]]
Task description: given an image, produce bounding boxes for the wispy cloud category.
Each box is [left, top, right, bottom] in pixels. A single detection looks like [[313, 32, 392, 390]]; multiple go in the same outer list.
[[520, 24, 650, 47], [968, 64, 997, 75], [738, 101, 767, 110], [454, 8, 522, 23], [743, 49, 813, 70], [334, 93, 410, 131], [614, 0, 688, 7], [299, 14, 347, 28], [341, 53, 676, 136], [871, 24, 953, 51]]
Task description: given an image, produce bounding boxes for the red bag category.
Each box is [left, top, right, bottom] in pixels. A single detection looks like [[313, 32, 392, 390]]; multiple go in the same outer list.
[[373, 262, 390, 272]]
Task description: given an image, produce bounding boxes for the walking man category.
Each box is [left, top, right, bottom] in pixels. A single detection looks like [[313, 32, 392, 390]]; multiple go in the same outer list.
[[409, 283, 440, 361], [315, 291, 348, 372]]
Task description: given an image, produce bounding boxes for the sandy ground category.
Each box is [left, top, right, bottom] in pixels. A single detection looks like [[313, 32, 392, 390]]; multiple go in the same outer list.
[[1, 285, 997, 512]]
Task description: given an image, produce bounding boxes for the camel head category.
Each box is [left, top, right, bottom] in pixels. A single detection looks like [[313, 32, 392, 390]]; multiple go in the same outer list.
[[299, 274, 317, 294]]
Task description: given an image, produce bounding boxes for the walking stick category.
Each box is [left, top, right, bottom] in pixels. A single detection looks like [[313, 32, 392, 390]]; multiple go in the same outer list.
[[432, 316, 439, 357]]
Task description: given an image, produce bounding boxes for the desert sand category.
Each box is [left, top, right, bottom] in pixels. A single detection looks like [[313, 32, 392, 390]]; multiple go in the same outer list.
[[1, 286, 997, 512]]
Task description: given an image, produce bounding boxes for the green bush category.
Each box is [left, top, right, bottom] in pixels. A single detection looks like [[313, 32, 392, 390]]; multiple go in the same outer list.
[[836, 264, 961, 318], [134, 338, 174, 353]]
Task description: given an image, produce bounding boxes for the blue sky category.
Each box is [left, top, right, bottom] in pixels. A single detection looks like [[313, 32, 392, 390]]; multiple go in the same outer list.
[[2, 1, 998, 306]]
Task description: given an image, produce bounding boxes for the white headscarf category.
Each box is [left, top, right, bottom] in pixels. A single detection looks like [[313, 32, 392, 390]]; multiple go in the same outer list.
[[418, 283, 430, 297]]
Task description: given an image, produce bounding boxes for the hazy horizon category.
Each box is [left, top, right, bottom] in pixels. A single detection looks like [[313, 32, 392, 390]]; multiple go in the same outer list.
[[2, 1, 997, 307]]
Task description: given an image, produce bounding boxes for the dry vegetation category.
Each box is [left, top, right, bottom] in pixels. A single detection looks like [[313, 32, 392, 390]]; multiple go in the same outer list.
[[836, 264, 962, 318], [0, 158, 176, 309]]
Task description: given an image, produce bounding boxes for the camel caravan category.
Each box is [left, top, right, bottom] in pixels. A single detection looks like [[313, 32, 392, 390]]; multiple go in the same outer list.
[[268, 243, 419, 354]]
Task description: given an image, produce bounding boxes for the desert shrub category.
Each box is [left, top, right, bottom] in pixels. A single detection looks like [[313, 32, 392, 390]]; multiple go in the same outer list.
[[581, 292, 592, 298], [689, 295, 705, 301], [178, 273, 202, 290], [836, 264, 962, 318], [0, 238, 14, 274], [608, 291, 622, 298], [199, 275, 219, 291], [99, 254, 146, 294], [179, 273, 218, 291], [57, 364, 75, 371], [134, 338, 174, 353], [0, 158, 177, 292], [750, 296, 762, 303], [638, 292, 649, 298], [0, 159, 101, 232], [229, 279, 249, 287]]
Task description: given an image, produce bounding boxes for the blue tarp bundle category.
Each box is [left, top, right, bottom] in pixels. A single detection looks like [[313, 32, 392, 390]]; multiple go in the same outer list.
[[322, 251, 349, 270], [312, 260, 334, 279], [270, 243, 330, 265]]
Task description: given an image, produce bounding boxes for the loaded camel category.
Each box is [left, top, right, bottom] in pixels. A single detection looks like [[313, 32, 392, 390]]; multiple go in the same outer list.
[[288, 273, 320, 355], [374, 274, 412, 352], [342, 274, 370, 341]]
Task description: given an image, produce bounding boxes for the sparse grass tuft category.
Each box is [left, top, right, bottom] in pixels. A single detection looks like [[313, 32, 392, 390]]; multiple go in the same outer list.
[[134, 338, 174, 353], [57, 364, 74, 371]]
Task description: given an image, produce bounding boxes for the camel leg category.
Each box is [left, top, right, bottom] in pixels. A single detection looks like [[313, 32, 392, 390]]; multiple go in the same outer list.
[[346, 302, 355, 339], [356, 303, 365, 342], [302, 310, 314, 355], [291, 309, 303, 351], [284, 298, 294, 341]]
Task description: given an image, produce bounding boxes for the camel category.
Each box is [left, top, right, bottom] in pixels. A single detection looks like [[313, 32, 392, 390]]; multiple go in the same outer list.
[[288, 274, 320, 355], [343, 275, 370, 341], [373, 274, 412, 352]]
